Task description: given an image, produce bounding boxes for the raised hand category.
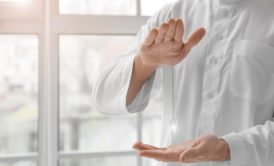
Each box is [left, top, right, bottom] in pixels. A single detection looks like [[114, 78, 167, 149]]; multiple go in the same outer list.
[[126, 19, 206, 105], [138, 19, 206, 67], [133, 135, 230, 163]]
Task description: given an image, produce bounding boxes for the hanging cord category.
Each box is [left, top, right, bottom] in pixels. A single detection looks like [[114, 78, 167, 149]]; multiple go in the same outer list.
[[170, 61, 177, 141], [172, 63, 175, 121]]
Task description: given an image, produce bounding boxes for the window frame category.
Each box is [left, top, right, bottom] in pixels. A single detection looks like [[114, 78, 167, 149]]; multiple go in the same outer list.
[[0, 0, 152, 165]]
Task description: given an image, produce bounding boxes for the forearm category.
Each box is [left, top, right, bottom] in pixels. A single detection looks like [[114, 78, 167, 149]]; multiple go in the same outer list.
[[93, 54, 136, 115], [126, 54, 157, 105]]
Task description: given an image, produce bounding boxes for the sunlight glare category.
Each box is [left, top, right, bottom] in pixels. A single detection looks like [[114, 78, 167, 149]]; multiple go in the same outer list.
[[0, 0, 29, 4]]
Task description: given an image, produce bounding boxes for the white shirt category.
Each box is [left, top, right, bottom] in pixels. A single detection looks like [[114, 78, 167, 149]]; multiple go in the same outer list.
[[93, 0, 274, 166]]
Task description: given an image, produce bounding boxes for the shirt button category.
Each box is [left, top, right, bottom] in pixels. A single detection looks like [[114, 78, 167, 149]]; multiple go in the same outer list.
[[210, 57, 218, 65], [206, 92, 214, 99], [218, 9, 229, 17], [222, 10, 228, 17], [217, 33, 225, 40]]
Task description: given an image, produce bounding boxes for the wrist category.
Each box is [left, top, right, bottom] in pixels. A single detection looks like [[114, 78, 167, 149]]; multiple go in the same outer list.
[[131, 54, 157, 84], [135, 54, 158, 73]]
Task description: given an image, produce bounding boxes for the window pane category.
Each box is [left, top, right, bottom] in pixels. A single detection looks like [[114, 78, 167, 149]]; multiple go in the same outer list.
[[59, 35, 137, 152], [0, 35, 38, 155], [59, 0, 136, 15], [141, 0, 177, 16], [0, 161, 36, 166], [142, 94, 162, 166], [59, 156, 137, 166], [142, 92, 162, 146]]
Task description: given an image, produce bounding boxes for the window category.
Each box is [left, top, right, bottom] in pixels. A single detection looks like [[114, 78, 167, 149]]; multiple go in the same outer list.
[[59, 35, 137, 152], [0, 35, 38, 165], [59, 0, 137, 15], [0, 0, 173, 166], [59, 0, 177, 16], [141, 0, 177, 16], [59, 156, 137, 166]]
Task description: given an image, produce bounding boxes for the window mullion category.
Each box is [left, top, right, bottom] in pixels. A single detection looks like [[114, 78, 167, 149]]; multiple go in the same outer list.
[[59, 151, 136, 159], [39, 0, 58, 166], [52, 15, 148, 35], [0, 20, 42, 33], [0, 154, 37, 162], [137, 0, 141, 16]]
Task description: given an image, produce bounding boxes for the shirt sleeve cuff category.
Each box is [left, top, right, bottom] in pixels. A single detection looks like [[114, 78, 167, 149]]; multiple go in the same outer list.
[[118, 54, 155, 114], [221, 133, 248, 166]]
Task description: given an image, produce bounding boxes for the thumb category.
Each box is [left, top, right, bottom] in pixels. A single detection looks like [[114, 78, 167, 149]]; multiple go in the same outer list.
[[182, 28, 206, 53], [187, 28, 206, 45], [144, 28, 158, 46]]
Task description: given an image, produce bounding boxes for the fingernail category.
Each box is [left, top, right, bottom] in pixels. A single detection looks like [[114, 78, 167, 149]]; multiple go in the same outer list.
[[139, 152, 145, 156]]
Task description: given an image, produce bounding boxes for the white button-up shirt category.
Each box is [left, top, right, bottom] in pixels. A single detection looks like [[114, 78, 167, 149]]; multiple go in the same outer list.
[[93, 0, 274, 166]]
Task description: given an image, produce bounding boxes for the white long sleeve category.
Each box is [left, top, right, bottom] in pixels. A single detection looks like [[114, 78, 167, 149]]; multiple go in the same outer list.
[[222, 119, 274, 166], [92, 3, 174, 115]]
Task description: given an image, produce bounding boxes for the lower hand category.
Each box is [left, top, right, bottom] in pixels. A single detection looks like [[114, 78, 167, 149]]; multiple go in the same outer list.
[[132, 134, 230, 163]]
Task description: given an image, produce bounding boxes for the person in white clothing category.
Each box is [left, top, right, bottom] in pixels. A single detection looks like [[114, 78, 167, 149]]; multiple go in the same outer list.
[[92, 0, 274, 165]]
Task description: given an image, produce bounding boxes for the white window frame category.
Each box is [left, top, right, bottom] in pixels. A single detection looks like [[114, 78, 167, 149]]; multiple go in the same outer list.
[[0, 0, 151, 165]]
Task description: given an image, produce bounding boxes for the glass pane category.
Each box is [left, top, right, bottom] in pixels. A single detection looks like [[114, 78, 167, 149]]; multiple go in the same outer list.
[[59, 156, 137, 166], [143, 157, 162, 166], [141, 0, 177, 16], [0, 35, 38, 155], [141, 90, 162, 166], [59, 0, 136, 15], [141, 103, 162, 166], [0, 161, 36, 166], [142, 92, 162, 147], [59, 35, 137, 152]]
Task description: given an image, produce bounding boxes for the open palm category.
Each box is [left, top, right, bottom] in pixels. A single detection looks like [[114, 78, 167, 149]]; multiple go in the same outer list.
[[133, 135, 230, 163]]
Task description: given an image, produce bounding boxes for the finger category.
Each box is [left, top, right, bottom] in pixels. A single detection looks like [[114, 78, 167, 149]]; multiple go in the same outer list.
[[155, 23, 169, 43], [164, 19, 177, 41], [183, 28, 206, 53], [144, 28, 158, 46], [164, 45, 187, 65], [133, 142, 165, 151], [139, 150, 180, 162], [142, 144, 166, 150], [174, 19, 184, 42], [133, 142, 150, 151]]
